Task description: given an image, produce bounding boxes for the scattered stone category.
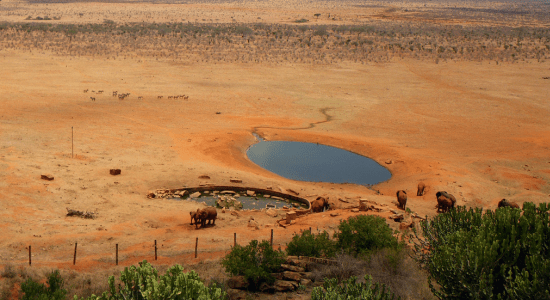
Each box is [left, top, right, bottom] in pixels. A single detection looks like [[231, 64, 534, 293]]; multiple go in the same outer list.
[[278, 186, 285, 193], [330, 212, 340, 217], [351, 208, 360, 212], [109, 169, 121, 175], [282, 271, 302, 282], [246, 190, 255, 196], [272, 196, 284, 200], [286, 211, 297, 224], [189, 192, 201, 198], [390, 214, 404, 222], [221, 190, 236, 194], [230, 179, 243, 183], [222, 208, 226, 213], [40, 174, 54, 181], [248, 219, 259, 229], [231, 211, 240, 217], [265, 209, 278, 217], [263, 194, 271, 198], [339, 198, 349, 203], [300, 278, 312, 286], [146, 192, 156, 199], [274, 280, 297, 292], [385, 160, 393, 164], [198, 175, 210, 179], [281, 264, 305, 273], [400, 220, 414, 230]]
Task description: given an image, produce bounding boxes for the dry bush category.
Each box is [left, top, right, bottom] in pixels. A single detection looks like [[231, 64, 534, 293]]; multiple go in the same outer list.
[[310, 253, 367, 283], [365, 248, 434, 300]]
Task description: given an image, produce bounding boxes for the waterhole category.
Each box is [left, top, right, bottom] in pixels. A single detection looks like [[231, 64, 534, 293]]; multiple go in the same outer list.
[[247, 134, 391, 185]]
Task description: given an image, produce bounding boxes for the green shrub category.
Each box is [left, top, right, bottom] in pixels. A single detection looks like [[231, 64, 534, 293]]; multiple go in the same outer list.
[[286, 230, 337, 258], [311, 275, 399, 300], [21, 270, 67, 300], [78, 260, 225, 300], [411, 203, 550, 299], [334, 215, 399, 256], [221, 240, 285, 290]]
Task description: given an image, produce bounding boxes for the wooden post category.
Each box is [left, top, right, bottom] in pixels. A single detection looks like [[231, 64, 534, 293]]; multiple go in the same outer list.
[[71, 127, 73, 158], [73, 243, 77, 265], [154, 240, 157, 261], [29, 246, 31, 266], [195, 237, 198, 259], [270, 229, 273, 247], [234, 233, 236, 247], [309, 227, 312, 233], [116, 244, 118, 265]]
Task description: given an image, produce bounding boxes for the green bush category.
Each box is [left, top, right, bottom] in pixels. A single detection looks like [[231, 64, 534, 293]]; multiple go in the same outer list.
[[334, 215, 399, 256], [221, 240, 285, 290], [78, 260, 225, 300], [286, 230, 337, 258], [411, 203, 550, 299], [311, 275, 399, 300], [21, 270, 67, 300]]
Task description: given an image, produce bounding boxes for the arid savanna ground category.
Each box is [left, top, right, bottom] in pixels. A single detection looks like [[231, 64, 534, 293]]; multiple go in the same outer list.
[[0, 0, 549, 298]]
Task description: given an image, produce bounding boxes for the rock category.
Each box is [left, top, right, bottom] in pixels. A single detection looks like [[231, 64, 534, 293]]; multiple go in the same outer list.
[[189, 192, 201, 198], [226, 289, 247, 299], [274, 280, 297, 292], [230, 179, 242, 183], [265, 209, 278, 217], [286, 211, 297, 224], [146, 192, 156, 199], [351, 208, 360, 212], [231, 211, 240, 217], [300, 278, 312, 286], [227, 276, 249, 289], [385, 160, 393, 164], [300, 272, 314, 280], [40, 174, 54, 181], [259, 282, 275, 293], [400, 221, 414, 230], [222, 208, 226, 213], [263, 194, 271, 198], [248, 219, 259, 228], [281, 264, 305, 273], [109, 169, 121, 175], [330, 212, 340, 217], [198, 175, 210, 179], [221, 190, 236, 194], [246, 190, 255, 196], [278, 186, 285, 193], [283, 271, 302, 282], [391, 214, 404, 222]]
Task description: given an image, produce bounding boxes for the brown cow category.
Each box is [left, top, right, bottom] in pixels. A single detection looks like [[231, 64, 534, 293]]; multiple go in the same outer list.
[[436, 191, 456, 213], [498, 199, 520, 209], [396, 190, 407, 210], [417, 182, 426, 196]]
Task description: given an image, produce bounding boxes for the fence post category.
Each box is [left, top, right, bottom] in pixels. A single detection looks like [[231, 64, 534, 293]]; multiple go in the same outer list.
[[73, 243, 77, 265], [29, 246, 31, 266], [234, 233, 236, 247], [270, 229, 273, 247], [116, 244, 118, 265], [195, 237, 198, 259], [154, 240, 157, 261]]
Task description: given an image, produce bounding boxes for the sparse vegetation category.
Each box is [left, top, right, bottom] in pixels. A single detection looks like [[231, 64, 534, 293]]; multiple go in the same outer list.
[[335, 215, 401, 256], [286, 229, 337, 258], [311, 275, 399, 300]]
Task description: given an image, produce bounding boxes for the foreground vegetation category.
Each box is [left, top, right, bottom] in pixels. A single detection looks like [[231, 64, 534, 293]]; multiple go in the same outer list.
[[0, 21, 548, 64], [6, 205, 550, 299]]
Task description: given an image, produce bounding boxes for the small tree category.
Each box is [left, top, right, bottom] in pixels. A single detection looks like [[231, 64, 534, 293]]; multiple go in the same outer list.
[[222, 240, 285, 290], [21, 270, 67, 300], [286, 230, 337, 258], [335, 215, 400, 256]]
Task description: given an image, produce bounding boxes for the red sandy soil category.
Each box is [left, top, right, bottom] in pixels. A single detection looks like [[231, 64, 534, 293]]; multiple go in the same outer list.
[[0, 0, 549, 294]]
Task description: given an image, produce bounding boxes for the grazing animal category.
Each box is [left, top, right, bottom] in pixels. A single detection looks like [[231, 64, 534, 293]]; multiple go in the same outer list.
[[90, 97, 95, 101], [157, 96, 163, 99], [498, 199, 520, 209], [417, 182, 426, 196], [83, 89, 88, 93], [138, 96, 143, 100], [396, 190, 407, 210], [436, 191, 456, 213], [189, 208, 201, 226], [197, 207, 218, 228], [311, 196, 329, 213]]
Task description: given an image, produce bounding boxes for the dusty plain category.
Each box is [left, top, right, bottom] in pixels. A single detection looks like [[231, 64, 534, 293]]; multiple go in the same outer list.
[[0, 0, 549, 298]]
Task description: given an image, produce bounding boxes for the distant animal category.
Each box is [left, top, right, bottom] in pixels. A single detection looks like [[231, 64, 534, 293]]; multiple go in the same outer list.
[[83, 89, 88, 93], [417, 182, 426, 196], [498, 199, 520, 209], [157, 96, 163, 99], [90, 97, 95, 101], [196, 207, 218, 228], [396, 190, 407, 210], [138, 96, 143, 100], [311, 196, 329, 213], [436, 191, 456, 213]]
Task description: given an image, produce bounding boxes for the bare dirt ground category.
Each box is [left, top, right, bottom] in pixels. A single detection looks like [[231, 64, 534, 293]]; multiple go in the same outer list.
[[0, 0, 549, 298]]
